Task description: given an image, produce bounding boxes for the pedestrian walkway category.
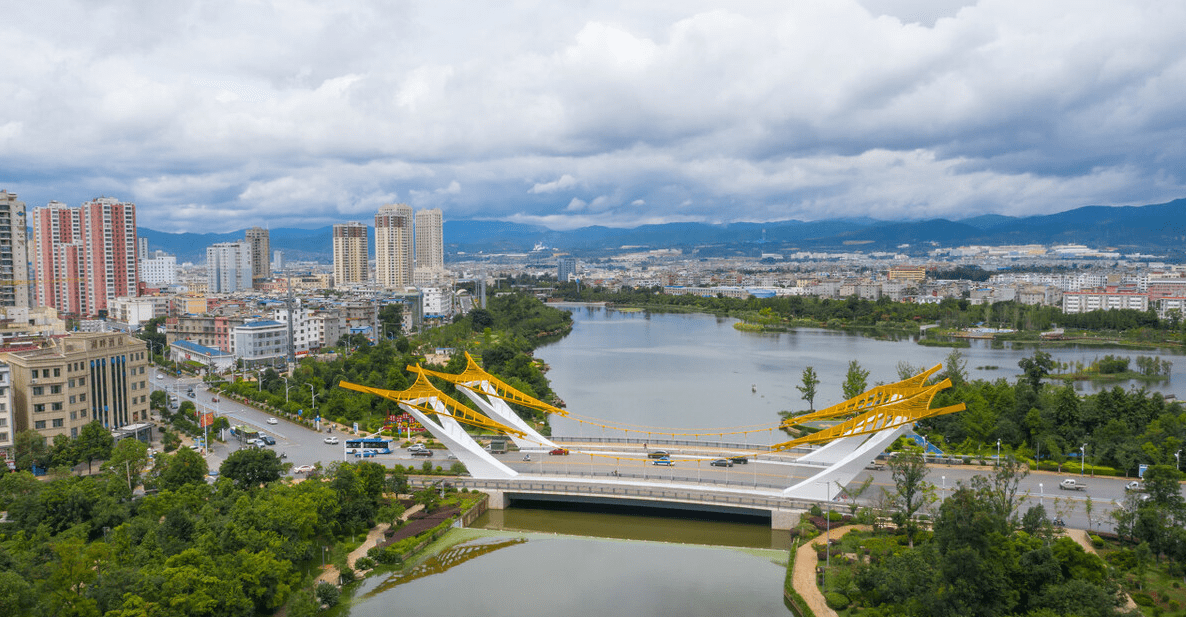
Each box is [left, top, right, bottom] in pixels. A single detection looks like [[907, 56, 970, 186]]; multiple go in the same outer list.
[[792, 524, 870, 617], [315, 503, 424, 586]]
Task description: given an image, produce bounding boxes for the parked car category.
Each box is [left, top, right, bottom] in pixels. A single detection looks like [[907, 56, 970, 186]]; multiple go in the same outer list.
[[211, 397, 219, 403], [647, 450, 670, 459], [156, 373, 165, 379], [1125, 481, 1142, 491], [408, 443, 427, 452], [247, 438, 265, 448], [293, 465, 315, 474], [729, 456, 749, 465], [260, 435, 275, 446], [652, 457, 675, 466], [324, 436, 339, 445], [187, 391, 195, 398], [267, 417, 278, 425], [411, 449, 434, 458], [710, 458, 733, 467], [549, 448, 570, 456]]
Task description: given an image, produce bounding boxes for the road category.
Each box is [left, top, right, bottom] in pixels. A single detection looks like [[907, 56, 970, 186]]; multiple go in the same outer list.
[[149, 372, 1175, 533]]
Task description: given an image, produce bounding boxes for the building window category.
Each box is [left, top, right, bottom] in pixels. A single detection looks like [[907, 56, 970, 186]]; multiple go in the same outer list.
[[69, 379, 75, 387], [54, 368, 60, 377], [52, 419, 64, 428], [0, 418, 6, 427], [51, 402, 62, 411], [79, 393, 86, 401], [32, 386, 43, 395], [69, 395, 76, 404], [33, 404, 45, 412], [34, 420, 46, 429], [50, 385, 61, 394], [80, 409, 87, 418], [0, 432, 6, 442]]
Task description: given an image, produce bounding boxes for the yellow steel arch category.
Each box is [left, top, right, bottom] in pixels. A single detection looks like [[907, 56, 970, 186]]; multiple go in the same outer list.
[[770, 378, 965, 452], [781, 364, 942, 428], [409, 352, 568, 417], [339, 373, 527, 437]]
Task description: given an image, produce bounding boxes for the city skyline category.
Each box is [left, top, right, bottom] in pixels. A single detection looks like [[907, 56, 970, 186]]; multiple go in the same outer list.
[[3, 2, 1185, 233]]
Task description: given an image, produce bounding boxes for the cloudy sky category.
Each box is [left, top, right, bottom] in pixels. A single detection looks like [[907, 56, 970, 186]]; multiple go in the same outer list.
[[2, 0, 1184, 232]]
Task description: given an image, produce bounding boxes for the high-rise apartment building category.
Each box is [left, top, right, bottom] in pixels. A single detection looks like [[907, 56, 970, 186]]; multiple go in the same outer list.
[[139, 250, 177, 286], [137, 237, 148, 260], [245, 227, 271, 288], [33, 197, 139, 317], [375, 203, 413, 289], [333, 222, 369, 287], [206, 241, 253, 293], [414, 208, 444, 271], [0, 191, 30, 309], [558, 257, 577, 283]]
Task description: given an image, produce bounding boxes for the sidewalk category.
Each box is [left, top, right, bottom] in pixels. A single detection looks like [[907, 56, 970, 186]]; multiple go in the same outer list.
[[315, 503, 425, 586]]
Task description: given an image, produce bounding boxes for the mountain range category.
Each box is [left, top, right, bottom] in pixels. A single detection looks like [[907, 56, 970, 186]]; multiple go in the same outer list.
[[138, 198, 1186, 264]]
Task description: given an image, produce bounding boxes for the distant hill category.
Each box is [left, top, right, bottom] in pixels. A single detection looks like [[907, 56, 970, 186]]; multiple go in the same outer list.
[[136, 198, 1186, 263]]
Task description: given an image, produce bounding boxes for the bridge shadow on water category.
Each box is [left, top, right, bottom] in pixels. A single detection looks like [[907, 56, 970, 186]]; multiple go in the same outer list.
[[507, 497, 771, 525]]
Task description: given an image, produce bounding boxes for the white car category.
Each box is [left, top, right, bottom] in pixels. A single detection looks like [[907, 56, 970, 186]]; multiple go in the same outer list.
[[1126, 481, 1143, 491], [324, 436, 339, 445], [267, 417, 278, 425], [293, 464, 315, 474]]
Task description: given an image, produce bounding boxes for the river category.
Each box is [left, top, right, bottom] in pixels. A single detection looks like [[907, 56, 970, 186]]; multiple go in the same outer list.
[[538, 304, 1185, 442]]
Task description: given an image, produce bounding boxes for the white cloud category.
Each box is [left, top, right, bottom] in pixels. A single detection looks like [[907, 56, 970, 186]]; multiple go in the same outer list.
[[1, 0, 1185, 231]]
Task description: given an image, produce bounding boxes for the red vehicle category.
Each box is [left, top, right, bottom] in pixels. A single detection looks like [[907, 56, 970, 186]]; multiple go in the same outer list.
[[549, 448, 569, 456]]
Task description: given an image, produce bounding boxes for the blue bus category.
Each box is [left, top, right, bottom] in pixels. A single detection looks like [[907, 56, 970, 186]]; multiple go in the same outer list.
[[345, 437, 392, 455]]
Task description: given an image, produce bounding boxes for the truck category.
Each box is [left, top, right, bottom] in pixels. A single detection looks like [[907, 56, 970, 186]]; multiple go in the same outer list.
[[1059, 478, 1087, 491], [487, 439, 507, 454]]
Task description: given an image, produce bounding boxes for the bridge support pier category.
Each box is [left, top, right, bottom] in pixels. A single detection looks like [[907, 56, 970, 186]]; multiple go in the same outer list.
[[771, 508, 802, 530], [483, 489, 507, 510]]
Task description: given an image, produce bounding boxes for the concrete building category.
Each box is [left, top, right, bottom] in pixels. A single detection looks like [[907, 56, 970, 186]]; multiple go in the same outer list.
[[245, 227, 271, 288], [272, 250, 285, 273], [414, 208, 444, 271], [137, 237, 148, 260], [0, 307, 67, 346], [0, 362, 12, 462], [375, 203, 413, 289], [108, 297, 156, 326], [421, 287, 450, 317], [1, 333, 151, 438], [169, 339, 235, 373], [333, 222, 369, 287], [0, 191, 30, 309], [206, 241, 252, 293], [558, 257, 577, 283], [140, 250, 177, 286], [166, 314, 249, 353], [232, 320, 289, 366], [273, 304, 317, 355], [32, 197, 139, 317], [1062, 286, 1150, 314]]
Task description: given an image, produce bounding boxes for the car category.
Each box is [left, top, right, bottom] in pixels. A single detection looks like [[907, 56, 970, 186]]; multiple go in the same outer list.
[[408, 443, 427, 452], [549, 448, 569, 456], [1126, 481, 1142, 491], [187, 392, 195, 398], [211, 397, 219, 403], [729, 456, 749, 465], [156, 373, 165, 379], [710, 458, 733, 467], [865, 461, 885, 471], [293, 465, 315, 474], [267, 417, 278, 425], [411, 449, 434, 457], [260, 435, 275, 446], [652, 457, 675, 466], [247, 438, 265, 448], [647, 450, 670, 459], [324, 436, 339, 445]]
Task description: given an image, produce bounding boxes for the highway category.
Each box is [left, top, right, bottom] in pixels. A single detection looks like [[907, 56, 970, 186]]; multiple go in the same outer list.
[[149, 372, 1175, 534]]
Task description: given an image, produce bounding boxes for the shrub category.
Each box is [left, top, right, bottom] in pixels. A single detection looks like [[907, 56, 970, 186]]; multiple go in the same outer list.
[[824, 592, 851, 610], [354, 556, 376, 570], [315, 582, 340, 608], [1131, 592, 1154, 607], [809, 504, 823, 517], [827, 511, 843, 522], [1089, 534, 1104, 548]]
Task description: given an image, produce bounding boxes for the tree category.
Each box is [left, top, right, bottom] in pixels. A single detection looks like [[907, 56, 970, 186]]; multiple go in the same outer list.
[[1018, 350, 1055, 391], [13, 429, 50, 471], [944, 349, 967, 386], [219, 448, 284, 489], [469, 308, 495, 331], [103, 438, 150, 494], [888, 449, 933, 547], [153, 447, 208, 490], [378, 303, 403, 338], [841, 359, 870, 400], [797, 366, 820, 411], [77, 420, 115, 474]]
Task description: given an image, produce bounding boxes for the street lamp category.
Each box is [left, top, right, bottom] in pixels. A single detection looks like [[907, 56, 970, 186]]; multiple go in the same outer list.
[[1039, 483, 1043, 508], [309, 384, 317, 410], [1080, 444, 1086, 476], [817, 481, 831, 590], [255, 369, 264, 391], [942, 475, 946, 494], [282, 376, 294, 403], [997, 439, 1001, 467], [1176, 450, 1181, 472]]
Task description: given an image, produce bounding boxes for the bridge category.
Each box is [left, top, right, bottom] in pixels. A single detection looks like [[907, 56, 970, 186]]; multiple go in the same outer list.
[[341, 354, 964, 523]]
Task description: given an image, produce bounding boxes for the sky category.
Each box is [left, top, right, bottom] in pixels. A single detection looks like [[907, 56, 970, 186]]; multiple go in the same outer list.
[[2, 0, 1185, 233]]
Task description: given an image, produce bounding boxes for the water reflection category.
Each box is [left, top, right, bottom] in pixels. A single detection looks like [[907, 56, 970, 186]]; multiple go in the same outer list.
[[361, 537, 527, 598]]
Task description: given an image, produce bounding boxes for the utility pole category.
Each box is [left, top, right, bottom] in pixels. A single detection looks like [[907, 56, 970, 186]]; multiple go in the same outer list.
[[285, 278, 296, 366]]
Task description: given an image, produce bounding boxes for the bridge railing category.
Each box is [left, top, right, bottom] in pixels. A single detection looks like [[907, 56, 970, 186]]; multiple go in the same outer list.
[[547, 435, 814, 454], [411, 476, 818, 512]]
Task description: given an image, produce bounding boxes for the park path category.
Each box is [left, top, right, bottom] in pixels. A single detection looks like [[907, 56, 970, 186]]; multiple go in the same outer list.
[[1062, 528, 1138, 611], [315, 504, 424, 586], [791, 525, 871, 617]]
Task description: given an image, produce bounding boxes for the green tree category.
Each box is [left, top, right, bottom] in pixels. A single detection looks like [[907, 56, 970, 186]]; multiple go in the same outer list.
[[378, 303, 403, 339], [944, 349, 967, 386], [77, 420, 115, 474], [1018, 350, 1056, 391], [103, 438, 150, 494], [13, 429, 50, 471], [153, 447, 208, 491], [219, 448, 284, 489], [797, 366, 820, 412], [841, 359, 870, 400], [888, 449, 933, 547]]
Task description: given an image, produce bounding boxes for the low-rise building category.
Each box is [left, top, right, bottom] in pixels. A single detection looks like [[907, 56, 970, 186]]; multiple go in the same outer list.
[[232, 320, 289, 367], [169, 339, 236, 373], [0, 362, 13, 463]]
